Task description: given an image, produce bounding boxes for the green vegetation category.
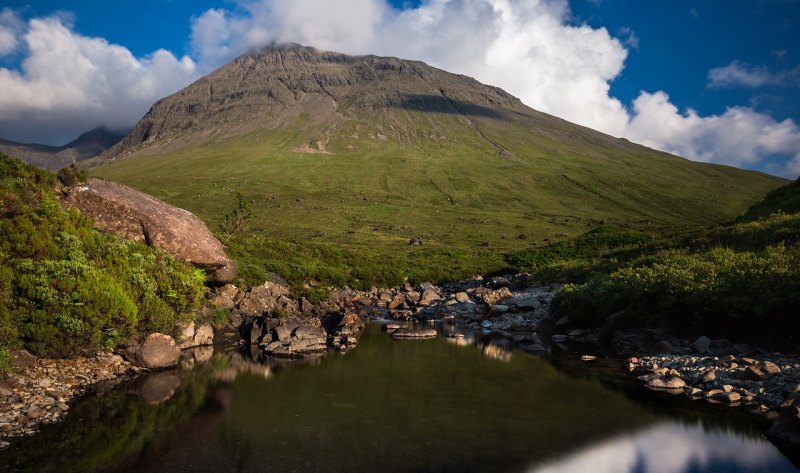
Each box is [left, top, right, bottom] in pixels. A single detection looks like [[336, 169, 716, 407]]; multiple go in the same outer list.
[[92, 115, 782, 289], [0, 155, 206, 364], [524, 180, 800, 348]]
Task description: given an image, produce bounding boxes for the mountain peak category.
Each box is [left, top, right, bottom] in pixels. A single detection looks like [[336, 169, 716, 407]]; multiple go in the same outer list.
[[100, 44, 543, 160]]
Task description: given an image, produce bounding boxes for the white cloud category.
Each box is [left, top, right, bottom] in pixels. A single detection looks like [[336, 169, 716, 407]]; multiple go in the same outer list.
[[709, 60, 800, 89], [0, 14, 199, 144], [0, 8, 24, 55], [627, 91, 800, 171]]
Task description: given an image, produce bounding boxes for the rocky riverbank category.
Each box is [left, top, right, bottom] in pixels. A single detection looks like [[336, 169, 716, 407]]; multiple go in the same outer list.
[[0, 350, 132, 448]]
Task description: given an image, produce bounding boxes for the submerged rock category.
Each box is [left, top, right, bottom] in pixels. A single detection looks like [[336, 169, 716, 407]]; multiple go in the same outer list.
[[391, 328, 437, 340]]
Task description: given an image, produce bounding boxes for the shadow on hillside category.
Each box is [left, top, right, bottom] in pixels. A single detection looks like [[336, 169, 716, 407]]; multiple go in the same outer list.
[[392, 94, 505, 119]]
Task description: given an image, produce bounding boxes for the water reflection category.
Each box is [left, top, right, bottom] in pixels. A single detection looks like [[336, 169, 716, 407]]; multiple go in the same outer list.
[[529, 422, 798, 473], [0, 324, 796, 473]]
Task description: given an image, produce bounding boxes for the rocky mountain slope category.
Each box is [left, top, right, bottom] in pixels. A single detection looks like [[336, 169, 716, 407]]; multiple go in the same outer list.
[[91, 43, 785, 286], [1, 127, 124, 171]]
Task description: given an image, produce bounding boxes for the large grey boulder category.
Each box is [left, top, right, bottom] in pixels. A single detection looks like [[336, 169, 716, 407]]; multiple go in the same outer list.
[[63, 178, 236, 284]]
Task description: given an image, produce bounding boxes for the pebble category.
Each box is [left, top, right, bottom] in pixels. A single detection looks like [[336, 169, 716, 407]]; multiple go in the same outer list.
[[0, 352, 132, 450]]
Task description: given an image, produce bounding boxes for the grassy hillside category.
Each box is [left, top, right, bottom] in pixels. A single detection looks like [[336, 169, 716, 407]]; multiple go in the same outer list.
[[0, 155, 206, 369], [93, 113, 783, 289], [517, 179, 800, 348]]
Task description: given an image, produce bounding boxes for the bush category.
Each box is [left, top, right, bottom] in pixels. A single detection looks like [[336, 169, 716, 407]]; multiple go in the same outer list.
[[0, 154, 207, 357], [552, 244, 800, 347]]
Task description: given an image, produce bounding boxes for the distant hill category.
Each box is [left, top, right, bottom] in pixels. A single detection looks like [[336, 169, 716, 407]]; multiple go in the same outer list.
[[0, 127, 125, 171], [91, 43, 786, 286], [739, 178, 800, 222]]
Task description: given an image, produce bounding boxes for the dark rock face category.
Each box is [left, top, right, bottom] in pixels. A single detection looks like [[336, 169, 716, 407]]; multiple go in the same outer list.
[[63, 178, 236, 284], [128, 333, 181, 369], [99, 43, 544, 161]]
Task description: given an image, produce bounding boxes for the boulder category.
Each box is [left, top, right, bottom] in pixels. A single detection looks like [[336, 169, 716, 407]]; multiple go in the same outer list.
[[690, 336, 711, 354], [455, 292, 470, 303], [63, 179, 236, 284], [129, 333, 181, 369], [238, 281, 291, 317], [419, 289, 442, 306], [478, 287, 513, 306]]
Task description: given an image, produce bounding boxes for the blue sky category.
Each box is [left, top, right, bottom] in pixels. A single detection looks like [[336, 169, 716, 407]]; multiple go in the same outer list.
[[0, 0, 798, 176]]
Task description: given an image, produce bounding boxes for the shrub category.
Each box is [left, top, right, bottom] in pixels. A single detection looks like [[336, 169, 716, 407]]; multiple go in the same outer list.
[[0, 154, 207, 357], [552, 244, 800, 347]]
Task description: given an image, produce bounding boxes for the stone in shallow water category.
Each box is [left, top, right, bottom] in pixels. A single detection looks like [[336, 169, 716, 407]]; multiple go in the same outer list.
[[391, 328, 437, 340]]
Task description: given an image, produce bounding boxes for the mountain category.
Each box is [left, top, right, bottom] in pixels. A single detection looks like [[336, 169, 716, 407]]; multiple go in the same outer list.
[[0, 126, 125, 171], [91, 43, 786, 286]]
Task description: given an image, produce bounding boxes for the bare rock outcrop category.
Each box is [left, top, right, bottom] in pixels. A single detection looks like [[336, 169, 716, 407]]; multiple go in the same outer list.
[[63, 178, 236, 284]]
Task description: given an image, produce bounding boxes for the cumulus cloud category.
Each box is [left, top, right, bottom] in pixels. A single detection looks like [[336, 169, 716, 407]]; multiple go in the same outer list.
[[0, 13, 199, 144], [0, 8, 24, 55], [627, 91, 800, 170], [707, 60, 800, 89]]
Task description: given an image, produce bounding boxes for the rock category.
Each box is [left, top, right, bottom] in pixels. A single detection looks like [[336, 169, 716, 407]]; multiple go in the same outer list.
[[599, 310, 632, 342], [10, 349, 37, 369], [238, 281, 292, 317], [138, 372, 181, 404], [581, 355, 597, 361], [489, 304, 509, 316], [25, 407, 43, 420], [177, 321, 197, 349], [767, 413, 800, 457], [690, 336, 711, 354], [647, 376, 686, 390], [763, 361, 782, 375], [405, 291, 421, 305], [649, 340, 676, 354], [479, 287, 513, 306], [551, 334, 568, 343], [698, 369, 717, 384], [388, 294, 406, 310], [743, 366, 769, 381], [129, 333, 181, 369], [419, 289, 442, 306], [391, 328, 437, 339], [209, 284, 239, 309], [714, 391, 742, 403], [455, 292, 470, 303], [382, 323, 404, 333], [193, 323, 214, 347], [63, 179, 236, 284]]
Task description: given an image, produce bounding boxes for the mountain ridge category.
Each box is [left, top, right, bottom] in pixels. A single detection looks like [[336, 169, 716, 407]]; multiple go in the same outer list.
[[1, 126, 125, 171]]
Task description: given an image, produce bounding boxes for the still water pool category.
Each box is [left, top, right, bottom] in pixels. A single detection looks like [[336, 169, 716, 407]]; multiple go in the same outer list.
[[1, 323, 797, 473]]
